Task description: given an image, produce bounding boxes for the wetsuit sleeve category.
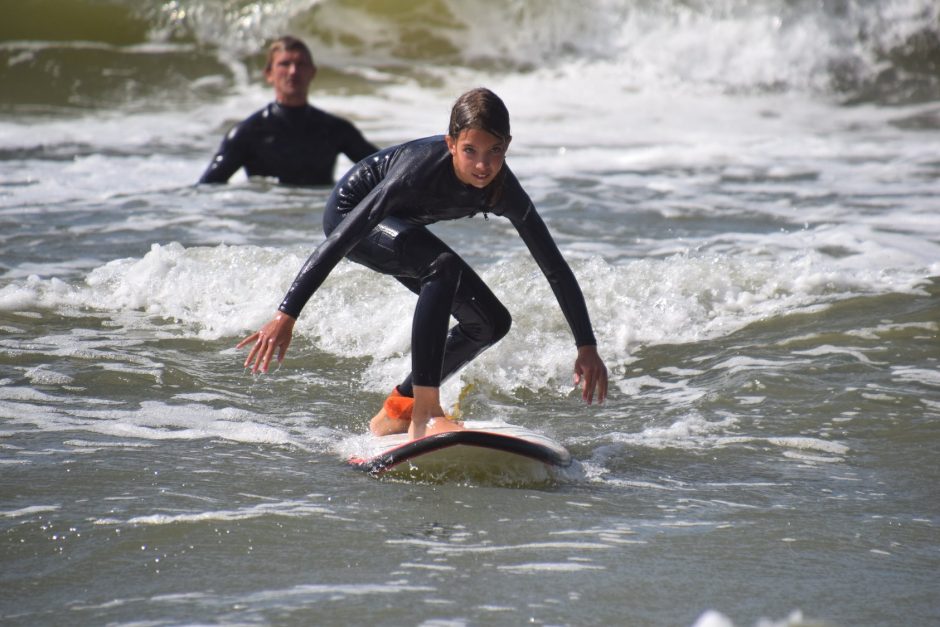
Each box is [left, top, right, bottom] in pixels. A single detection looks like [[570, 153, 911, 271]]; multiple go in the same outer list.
[[510, 202, 598, 348], [197, 124, 247, 184], [277, 181, 400, 318], [338, 119, 379, 163]]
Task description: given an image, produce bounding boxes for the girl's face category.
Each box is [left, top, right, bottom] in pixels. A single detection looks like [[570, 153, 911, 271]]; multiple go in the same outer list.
[[446, 128, 511, 188]]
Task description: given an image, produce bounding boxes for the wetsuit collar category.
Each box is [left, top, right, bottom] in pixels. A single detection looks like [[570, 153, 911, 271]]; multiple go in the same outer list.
[[272, 101, 310, 121]]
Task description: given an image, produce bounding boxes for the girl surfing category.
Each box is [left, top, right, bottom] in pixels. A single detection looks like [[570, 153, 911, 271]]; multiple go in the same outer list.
[[238, 88, 608, 440]]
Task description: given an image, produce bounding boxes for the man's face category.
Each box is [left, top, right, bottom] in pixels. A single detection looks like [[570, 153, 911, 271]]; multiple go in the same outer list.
[[265, 49, 316, 106]]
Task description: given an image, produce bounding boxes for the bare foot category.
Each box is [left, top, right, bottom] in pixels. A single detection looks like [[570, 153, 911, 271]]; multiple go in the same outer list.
[[405, 385, 464, 439], [424, 417, 464, 436], [369, 390, 412, 436], [369, 408, 409, 436]]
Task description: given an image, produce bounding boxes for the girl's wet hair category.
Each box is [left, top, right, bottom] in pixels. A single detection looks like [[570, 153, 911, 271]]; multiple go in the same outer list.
[[265, 36, 314, 73], [448, 88, 512, 206], [448, 88, 511, 143]]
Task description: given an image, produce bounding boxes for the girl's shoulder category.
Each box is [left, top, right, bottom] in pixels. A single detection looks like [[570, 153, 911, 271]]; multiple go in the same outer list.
[[384, 136, 452, 180], [397, 135, 449, 159], [489, 166, 533, 218]]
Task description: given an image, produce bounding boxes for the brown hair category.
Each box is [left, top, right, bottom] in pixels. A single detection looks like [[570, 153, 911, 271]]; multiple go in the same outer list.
[[265, 36, 314, 73], [448, 87, 511, 143], [448, 88, 512, 207]]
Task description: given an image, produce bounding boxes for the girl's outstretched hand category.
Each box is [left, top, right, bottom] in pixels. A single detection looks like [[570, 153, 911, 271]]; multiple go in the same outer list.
[[237, 312, 296, 373], [574, 345, 608, 405]]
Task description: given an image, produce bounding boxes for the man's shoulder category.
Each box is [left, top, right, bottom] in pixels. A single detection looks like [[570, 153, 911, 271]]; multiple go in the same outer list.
[[304, 104, 361, 130], [224, 104, 273, 137], [239, 103, 277, 124]]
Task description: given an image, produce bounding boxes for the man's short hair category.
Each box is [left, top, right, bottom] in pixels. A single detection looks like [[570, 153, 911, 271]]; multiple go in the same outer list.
[[265, 36, 314, 73]]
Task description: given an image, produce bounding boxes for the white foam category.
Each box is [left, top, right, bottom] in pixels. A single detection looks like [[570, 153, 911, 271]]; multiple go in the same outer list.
[[607, 413, 739, 450], [71, 402, 302, 446], [96, 500, 332, 526], [24, 366, 72, 386], [791, 345, 880, 364], [16, 235, 914, 400], [1, 505, 60, 518], [237, 582, 436, 604], [892, 366, 940, 388], [385, 539, 611, 554], [0, 393, 308, 448], [692, 611, 736, 627], [496, 562, 606, 573], [764, 437, 849, 455]]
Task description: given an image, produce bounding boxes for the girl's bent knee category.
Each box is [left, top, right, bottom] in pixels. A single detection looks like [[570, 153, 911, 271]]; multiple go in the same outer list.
[[491, 305, 511, 342], [423, 252, 462, 287]]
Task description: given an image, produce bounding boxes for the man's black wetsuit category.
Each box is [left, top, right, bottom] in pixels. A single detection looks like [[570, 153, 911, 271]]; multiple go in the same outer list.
[[279, 135, 597, 394], [198, 102, 378, 186]]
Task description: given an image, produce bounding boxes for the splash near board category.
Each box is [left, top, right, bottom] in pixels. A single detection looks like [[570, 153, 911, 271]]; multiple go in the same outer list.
[[347, 421, 572, 485]]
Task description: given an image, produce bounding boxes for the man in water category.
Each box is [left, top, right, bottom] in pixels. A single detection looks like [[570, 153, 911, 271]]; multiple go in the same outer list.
[[198, 36, 379, 186]]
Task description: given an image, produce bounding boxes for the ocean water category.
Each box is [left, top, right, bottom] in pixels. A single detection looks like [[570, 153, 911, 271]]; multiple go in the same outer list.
[[1, 1, 939, 625]]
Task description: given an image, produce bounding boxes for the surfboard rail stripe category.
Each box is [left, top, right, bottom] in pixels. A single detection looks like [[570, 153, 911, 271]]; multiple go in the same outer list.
[[349, 430, 571, 476]]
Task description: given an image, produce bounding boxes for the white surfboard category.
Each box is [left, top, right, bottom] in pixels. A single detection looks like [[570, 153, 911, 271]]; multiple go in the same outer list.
[[346, 420, 572, 484]]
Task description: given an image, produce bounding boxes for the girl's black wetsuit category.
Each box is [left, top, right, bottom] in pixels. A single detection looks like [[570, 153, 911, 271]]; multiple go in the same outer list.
[[278, 135, 597, 395]]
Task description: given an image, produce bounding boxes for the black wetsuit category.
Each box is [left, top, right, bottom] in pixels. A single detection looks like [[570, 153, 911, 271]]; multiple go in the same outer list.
[[279, 135, 597, 394], [198, 102, 378, 186]]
